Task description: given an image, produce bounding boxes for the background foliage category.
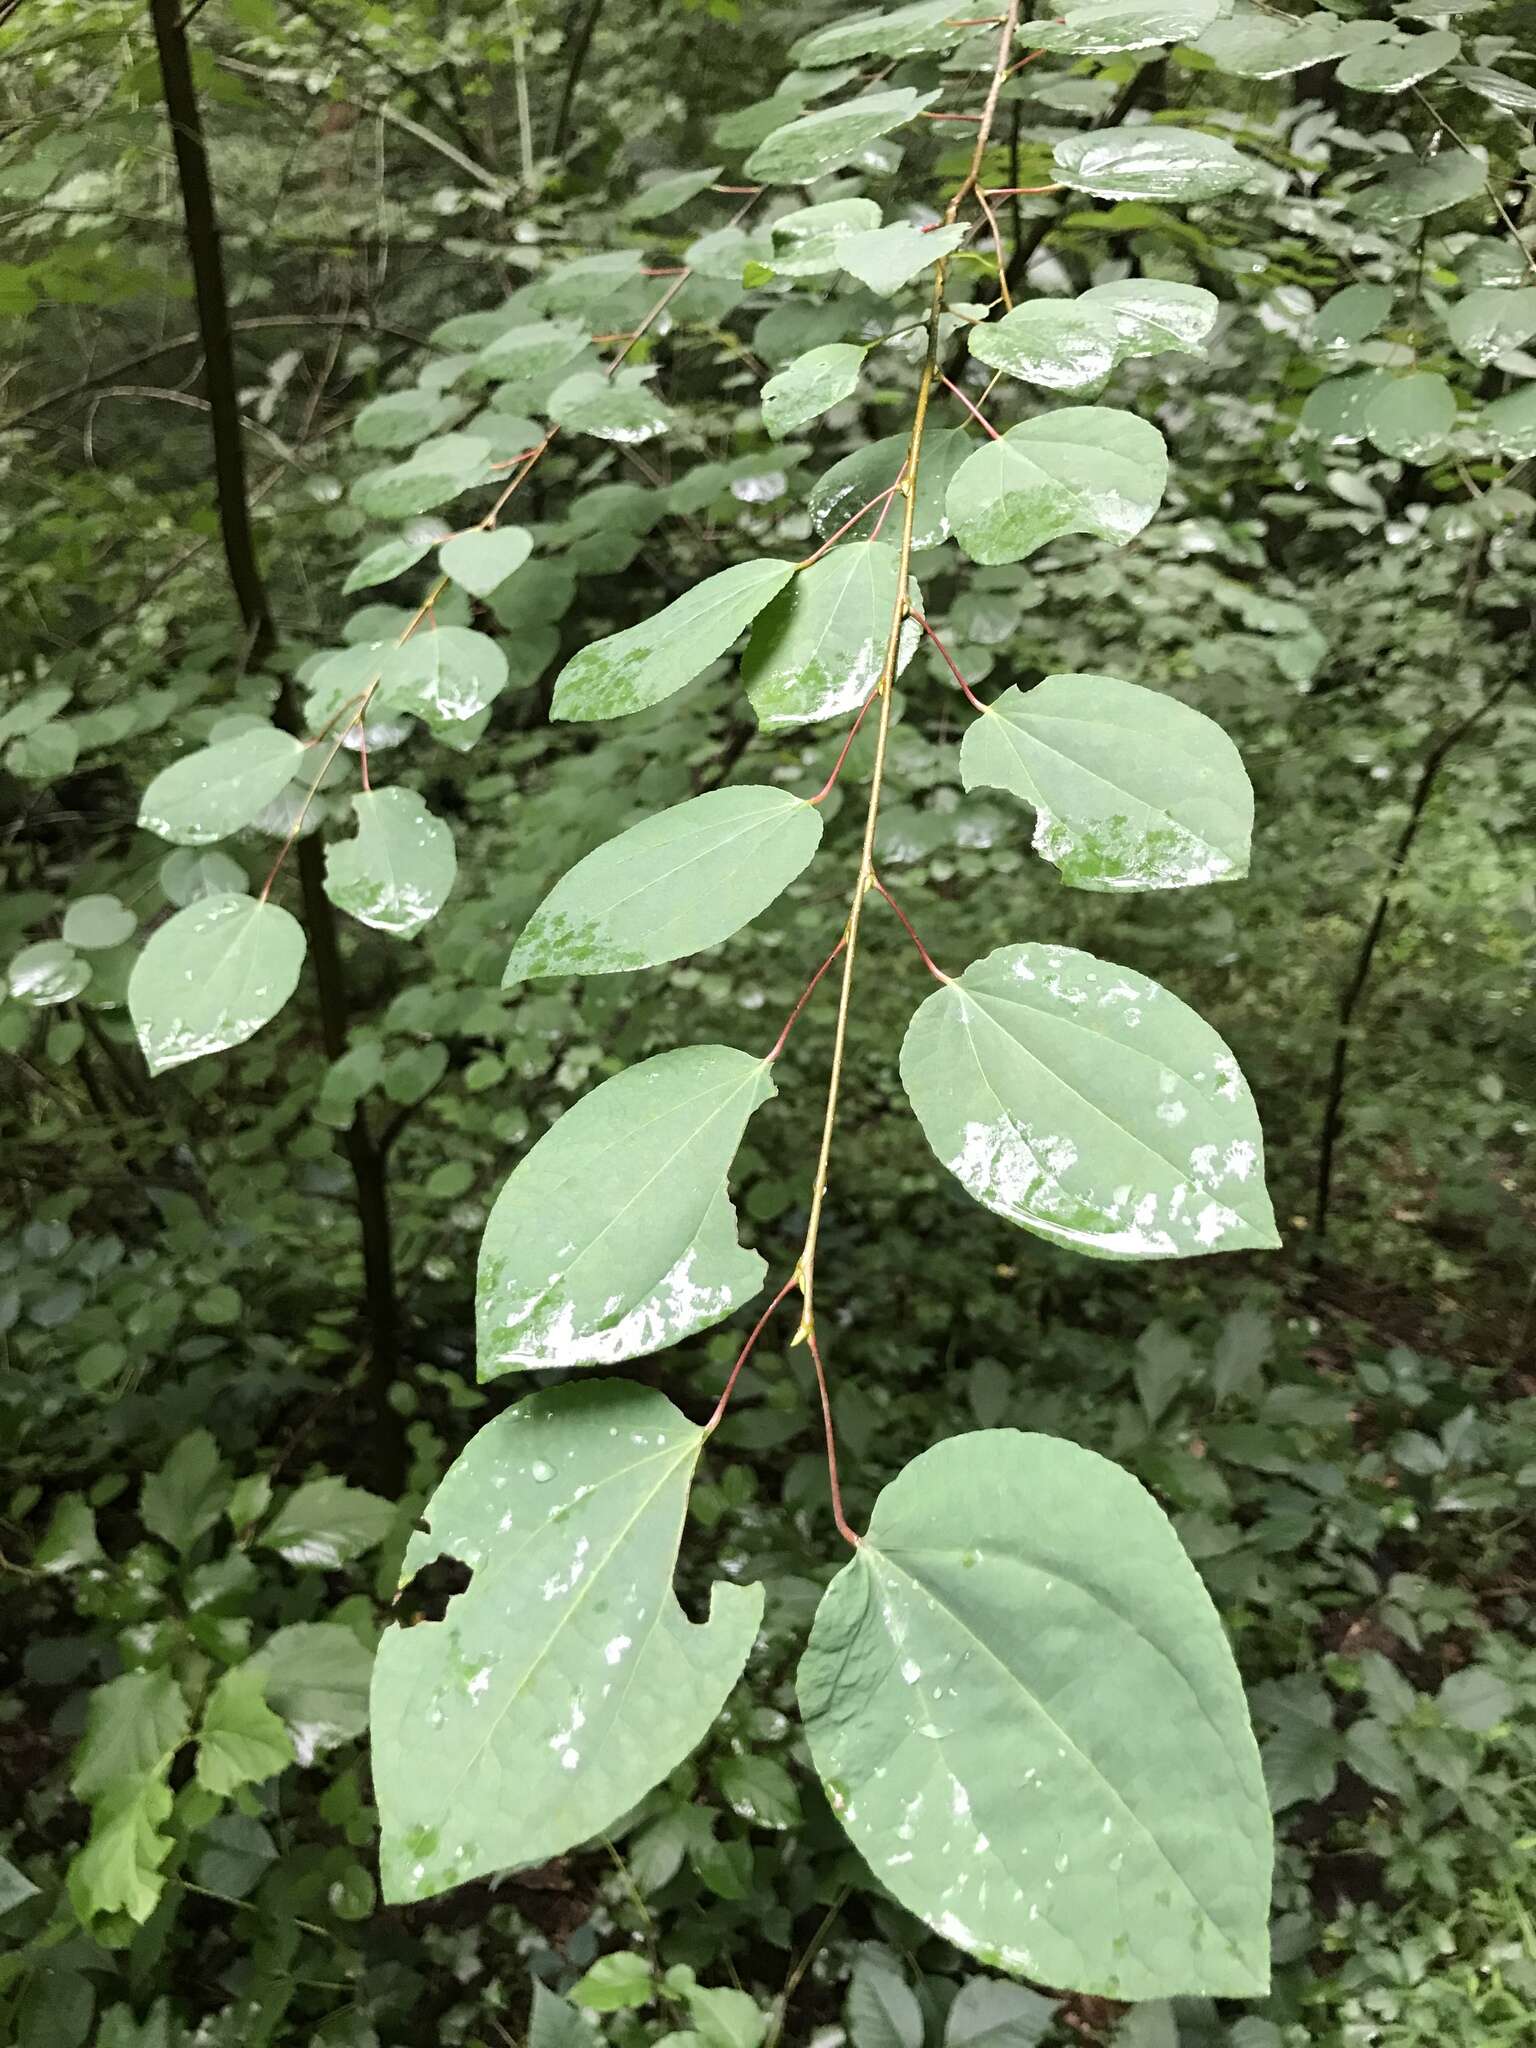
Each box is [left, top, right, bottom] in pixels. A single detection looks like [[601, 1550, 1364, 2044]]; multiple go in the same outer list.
[[2, 2, 1534, 2045]]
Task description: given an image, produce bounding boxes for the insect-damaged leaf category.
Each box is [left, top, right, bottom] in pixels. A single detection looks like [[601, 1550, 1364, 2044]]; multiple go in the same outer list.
[[743, 542, 921, 729], [552, 559, 796, 721], [960, 675, 1252, 890], [946, 410, 1167, 565], [478, 1045, 772, 1375], [899, 942, 1277, 1258], [138, 727, 307, 846], [372, 1379, 764, 1903], [323, 788, 457, 938], [129, 895, 306, 1075], [505, 787, 822, 980], [798, 1429, 1272, 1997]]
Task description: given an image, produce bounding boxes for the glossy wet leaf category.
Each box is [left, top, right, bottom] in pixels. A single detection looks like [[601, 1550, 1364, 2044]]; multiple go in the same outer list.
[[351, 433, 495, 519], [138, 727, 307, 845], [809, 427, 968, 549], [343, 533, 435, 594], [744, 88, 940, 185], [968, 281, 1216, 393], [1311, 282, 1393, 351], [353, 388, 460, 450], [472, 319, 588, 384], [791, 0, 967, 65], [837, 221, 967, 296], [960, 675, 1251, 890], [477, 1044, 773, 1375], [259, 1476, 396, 1568], [324, 788, 457, 937], [769, 197, 883, 277], [1054, 127, 1253, 202], [946, 409, 1168, 566], [1445, 285, 1536, 367], [799, 1430, 1272, 1995], [1362, 372, 1456, 461], [549, 369, 673, 445], [1336, 28, 1459, 92], [1033, 0, 1219, 54], [900, 942, 1277, 1258], [505, 786, 822, 979], [372, 1379, 764, 1903], [743, 542, 920, 728], [762, 343, 866, 439], [1193, 12, 1372, 76], [1352, 150, 1485, 228], [8, 939, 91, 1006], [552, 559, 796, 721], [439, 526, 532, 598], [130, 895, 306, 1075], [1481, 381, 1536, 456], [250, 1622, 373, 1765], [1298, 370, 1391, 446], [379, 625, 510, 727]]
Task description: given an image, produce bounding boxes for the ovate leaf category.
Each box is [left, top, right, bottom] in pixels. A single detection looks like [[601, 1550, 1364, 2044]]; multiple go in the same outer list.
[[1362, 371, 1456, 461], [351, 433, 495, 519], [371, 1380, 765, 1902], [767, 196, 883, 276], [353, 389, 460, 451], [195, 1666, 295, 1795], [791, 0, 968, 65], [1352, 150, 1485, 228], [1336, 28, 1459, 92], [249, 1622, 373, 1765], [1445, 285, 1536, 367], [809, 428, 969, 549], [552, 559, 796, 721], [798, 1431, 1272, 1995], [478, 1045, 773, 1375], [762, 344, 866, 439], [439, 526, 532, 597], [968, 281, 1217, 393], [1033, 0, 1220, 55], [899, 942, 1278, 1257], [505, 787, 822, 979], [129, 895, 306, 1074], [472, 319, 588, 384], [380, 625, 509, 727], [846, 1948, 923, 2048], [549, 369, 674, 445], [838, 221, 968, 296], [960, 675, 1252, 889], [1481, 381, 1536, 456], [259, 1475, 397, 1568], [1054, 127, 1254, 202], [743, 542, 920, 728], [626, 165, 726, 220], [138, 727, 306, 846], [8, 939, 90, 1006], [323, 788, 457, 937], [745, 88, 940, 184], [944, 1978, 1059, 2047], [72, 1669, 189, 1801], [946, 409, 1168, 565]]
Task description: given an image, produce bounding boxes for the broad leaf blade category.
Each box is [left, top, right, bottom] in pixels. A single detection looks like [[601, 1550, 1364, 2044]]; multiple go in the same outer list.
[[960, 675, 1252, 890], [440, 526, 533, 598], [379, 626, 510, 728], [372, 1380, 764, 1902], [1054, 127, 1254, 202], [810, 428, 969, 549], [129, 894, 306, 1075], [899, 942, 1278, 1257], [552, 560, 796, 722], [138, 728, 307, 846], [505, 786, 822, 980], [745, 88, 940, 184], [477, 1044, 772, 1375], [762, 344, 866, 439], [946, 409, 1168, 565], [798, 1430, 1272, 1996], [323, 787, 457, 937], [743, 542, 920, 729]]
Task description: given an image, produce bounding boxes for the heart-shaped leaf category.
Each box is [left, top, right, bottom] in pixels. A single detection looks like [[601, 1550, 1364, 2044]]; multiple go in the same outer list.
[[743, 542, 920, 728], [139, 727, 307, 846], [946, 409, 1168, 565], [323, 788, 457, 937], [129, 894, 306, 1075], [439, 527, 533, 598]]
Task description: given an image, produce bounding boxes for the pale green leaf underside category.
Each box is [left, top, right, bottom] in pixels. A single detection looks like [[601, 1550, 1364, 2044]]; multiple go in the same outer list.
[[440, 526, 533, 598], [506, 786, 822, 980], [791, 0, 967, 66], [129, 894, 306, 1075], [798, 1429, 1272, 1997], [138, 727, 307, 846], [1445, 285, 1536, 367], [838, 221, 968, 296], [762, 343, 866, 439], [372, 1380, 764, 1902], [899, 942, 1277, 1258], [323, 787, 457, 937], [968, 281, 1217, 395], [1053, 127, 1253, 202], [1336, 28, 1459, 92], [1362, 372, 1455, 461], [552, 559, 796, 721], [960, 675, 1252, 890], [477, 1045, 773, 1375], [946, 409, 1168, 566], [743, 541, 920, 729], [745, 88, 940, 184]]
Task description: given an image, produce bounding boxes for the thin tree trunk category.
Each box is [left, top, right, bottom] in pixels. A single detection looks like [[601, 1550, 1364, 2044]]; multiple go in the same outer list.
[[147, 0, 406, 1488], [552, 0, 605, 157]]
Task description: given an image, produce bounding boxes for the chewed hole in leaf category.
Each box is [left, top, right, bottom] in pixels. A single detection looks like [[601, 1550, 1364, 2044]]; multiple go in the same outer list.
[[392, 1551, 474, 1626]]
